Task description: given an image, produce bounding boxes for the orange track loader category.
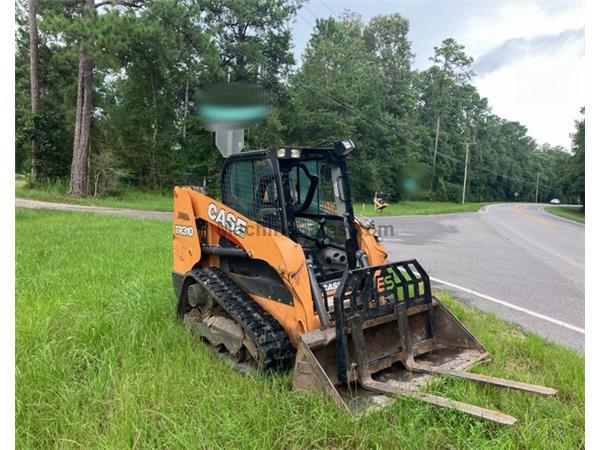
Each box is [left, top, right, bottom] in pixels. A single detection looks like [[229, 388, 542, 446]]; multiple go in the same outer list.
[[172, 140, 555, 424]]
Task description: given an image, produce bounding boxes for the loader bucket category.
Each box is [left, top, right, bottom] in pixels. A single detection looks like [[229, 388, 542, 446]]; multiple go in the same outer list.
[[292, 260, 556, 424]]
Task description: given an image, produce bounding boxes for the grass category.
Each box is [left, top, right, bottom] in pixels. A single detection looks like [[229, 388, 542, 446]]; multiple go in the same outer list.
[[545, 206, 585, 223], [16, 209, 583, 448], [360, 201, 488, 216], [16, 181, 486, 217], [16, 181, 173, 212]]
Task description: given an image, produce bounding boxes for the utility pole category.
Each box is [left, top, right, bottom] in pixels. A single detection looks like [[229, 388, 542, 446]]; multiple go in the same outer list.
[[535, 172, 540, 203], [433, 116, 440, 171], [462, 142, 471, 205]]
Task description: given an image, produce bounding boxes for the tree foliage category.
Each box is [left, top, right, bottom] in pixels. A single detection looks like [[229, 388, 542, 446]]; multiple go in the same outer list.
[[563, 108, 585, 206], [15, 3, 582, 203]]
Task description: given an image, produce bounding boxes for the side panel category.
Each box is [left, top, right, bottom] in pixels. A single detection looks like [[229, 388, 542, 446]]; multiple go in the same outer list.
[[173, 189, 201, 274], [172, 186, 320, 344], [250, 294, 302, 345]]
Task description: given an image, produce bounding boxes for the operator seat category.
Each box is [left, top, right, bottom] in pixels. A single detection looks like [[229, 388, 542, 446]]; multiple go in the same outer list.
[[254, 174, 282, 232]]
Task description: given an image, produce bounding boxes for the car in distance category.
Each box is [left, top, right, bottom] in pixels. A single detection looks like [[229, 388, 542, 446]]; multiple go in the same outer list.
[[550, 198, 561, 204]]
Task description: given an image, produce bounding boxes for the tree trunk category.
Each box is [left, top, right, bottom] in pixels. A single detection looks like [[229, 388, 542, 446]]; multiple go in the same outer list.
[[28, 0, 40, 181], [149, 73, 160, 189], [67, 0, 96, 196], [432, 60, 448, 179], [67, 51, 94, 196], [182, 78, 189, 139]]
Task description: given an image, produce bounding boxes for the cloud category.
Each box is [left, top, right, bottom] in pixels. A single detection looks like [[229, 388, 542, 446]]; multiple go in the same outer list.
[[456, 2, 584, 148], [460, 2, 583, 58], [473, 28, 584, 76], [474, 38, 584, 148]]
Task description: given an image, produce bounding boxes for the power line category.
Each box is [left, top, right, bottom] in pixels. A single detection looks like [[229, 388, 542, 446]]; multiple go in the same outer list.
[[230, 45, 551, 191], [301, 1, 321, 21], [319, 0, 337, 17], [236, 44, 549, 190], [294, 10, 315, 28]]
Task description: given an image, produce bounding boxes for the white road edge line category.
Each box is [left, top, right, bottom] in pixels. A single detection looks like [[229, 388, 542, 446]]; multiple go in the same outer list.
[[430, 276, 585, 334]]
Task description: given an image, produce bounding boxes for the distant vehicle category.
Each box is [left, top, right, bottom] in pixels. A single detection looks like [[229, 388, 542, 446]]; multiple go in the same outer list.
[[550, 198, 561, 204]]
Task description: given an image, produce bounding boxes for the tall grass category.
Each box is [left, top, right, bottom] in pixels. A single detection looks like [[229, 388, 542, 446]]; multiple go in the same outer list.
[[360, 201, 488, 216], [16, 182, 487, 217], [16, 180, 173, 211], [16, 209, 583, 448], [545, 206, 585, 223]]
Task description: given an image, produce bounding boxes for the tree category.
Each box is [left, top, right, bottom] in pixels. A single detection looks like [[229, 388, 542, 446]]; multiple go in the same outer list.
[[101, 0, 220, 189], [286, 14, 391, 200], [429, 38, 473, 173], [203, 0, 303, 88], [16, 0, 76, 179], [200, 0, 304, 152], [67, 0, 95, 196], [15, 6, 580, 205], [28, 0, 40, 181], [564, 108, 585, 207], [362, 14, 425, 195], [66, 0, 143, 197], [363, 14, 414, 118]]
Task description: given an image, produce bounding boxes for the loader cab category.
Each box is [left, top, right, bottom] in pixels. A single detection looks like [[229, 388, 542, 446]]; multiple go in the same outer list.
[[221, 140, 359, 280]]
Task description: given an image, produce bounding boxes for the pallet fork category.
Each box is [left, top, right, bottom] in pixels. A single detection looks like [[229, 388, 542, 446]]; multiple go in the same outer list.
[[293, 260, 556, 425]]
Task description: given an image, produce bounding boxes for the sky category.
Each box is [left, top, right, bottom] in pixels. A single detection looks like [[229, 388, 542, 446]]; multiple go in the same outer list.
[[290, 0, 584, 149]]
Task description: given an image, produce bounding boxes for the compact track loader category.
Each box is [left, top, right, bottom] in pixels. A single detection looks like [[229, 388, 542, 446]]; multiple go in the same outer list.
[[172, 139, 555, 424]]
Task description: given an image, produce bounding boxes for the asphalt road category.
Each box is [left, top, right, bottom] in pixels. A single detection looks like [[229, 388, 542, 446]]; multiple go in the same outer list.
[[17, 198, 584, 351], [373, 203, 585, 352]]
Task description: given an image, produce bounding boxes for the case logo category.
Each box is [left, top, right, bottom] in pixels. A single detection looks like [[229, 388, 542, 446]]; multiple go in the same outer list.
[[320, 280, 341, 292], [207, 203, 248, 238]]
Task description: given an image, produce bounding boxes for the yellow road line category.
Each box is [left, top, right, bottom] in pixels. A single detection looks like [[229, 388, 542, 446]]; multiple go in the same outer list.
[[512, 206, 555, 227]]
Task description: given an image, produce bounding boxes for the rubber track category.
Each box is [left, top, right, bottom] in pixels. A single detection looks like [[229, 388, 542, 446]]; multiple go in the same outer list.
[[187, 267, 295, 371]]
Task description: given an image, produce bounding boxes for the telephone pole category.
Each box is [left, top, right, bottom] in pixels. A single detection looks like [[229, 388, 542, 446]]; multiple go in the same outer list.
[[462, 142, 472, 205], [535, 172, 540, 203], [433, 116, 441, 171]]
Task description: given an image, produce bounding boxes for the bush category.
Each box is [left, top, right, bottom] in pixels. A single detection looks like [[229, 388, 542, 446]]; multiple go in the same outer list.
[[25, 176, 69, 194], [430, 181, 462, 203]]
